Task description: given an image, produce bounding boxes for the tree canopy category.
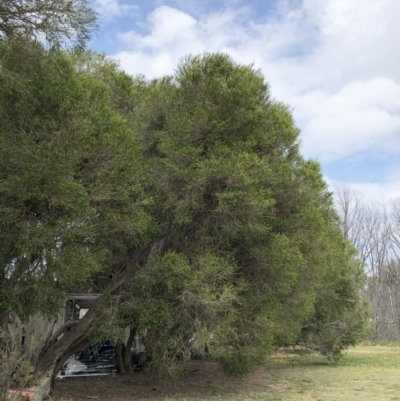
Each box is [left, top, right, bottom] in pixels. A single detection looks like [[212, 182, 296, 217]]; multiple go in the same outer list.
[[0, 0, 97, 48], [0, 37, 369, 384], [116, 54, 368, 375], [0, 40, 151, 328]]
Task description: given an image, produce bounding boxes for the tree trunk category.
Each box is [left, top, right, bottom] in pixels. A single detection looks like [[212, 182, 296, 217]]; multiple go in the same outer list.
[[0, 309, 10, 355], [0, 309, 9, 332], [34, 240, 168, 387], [34, 314, 93, 382], [50, 337, 91, 387], [115, 343, 126, 374], [34, 264, 133, 380], [122, 326, 136, 373]]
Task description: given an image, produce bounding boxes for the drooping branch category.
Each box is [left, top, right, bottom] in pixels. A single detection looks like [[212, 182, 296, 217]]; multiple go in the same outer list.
[[0, 0, 98, 48]]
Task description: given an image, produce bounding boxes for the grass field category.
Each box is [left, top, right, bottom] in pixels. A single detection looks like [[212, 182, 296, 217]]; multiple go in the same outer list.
[[253, 345, 400, 401], [55, 344, 400, 401]]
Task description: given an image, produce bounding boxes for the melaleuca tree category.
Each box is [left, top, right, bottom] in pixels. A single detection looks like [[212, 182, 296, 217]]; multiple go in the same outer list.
[[109, 53, 369, 376], [271, 161, 370, 355], [13, 52, 368, 382], [0, 40, 151, 332], [0, 0, 98, 101]]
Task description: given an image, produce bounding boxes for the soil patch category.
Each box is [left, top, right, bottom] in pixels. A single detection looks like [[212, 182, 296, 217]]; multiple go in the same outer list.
[[52, 361, 276, 401]]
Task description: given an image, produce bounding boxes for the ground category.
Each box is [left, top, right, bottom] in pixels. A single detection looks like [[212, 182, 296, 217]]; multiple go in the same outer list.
[[53, 344, 400, 401]]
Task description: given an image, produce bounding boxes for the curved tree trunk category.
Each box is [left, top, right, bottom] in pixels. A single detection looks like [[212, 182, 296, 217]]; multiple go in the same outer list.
[[34, 317, 92, 380], [34, 241, 167, 386]]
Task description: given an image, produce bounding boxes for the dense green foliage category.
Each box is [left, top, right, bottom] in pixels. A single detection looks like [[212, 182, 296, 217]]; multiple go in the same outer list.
[[0, 41, 150, 324], [0, 32, 369, 379], [111, 54, 369, 375]]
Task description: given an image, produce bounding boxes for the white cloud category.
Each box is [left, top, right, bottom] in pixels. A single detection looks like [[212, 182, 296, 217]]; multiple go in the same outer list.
[[95, 0, 139, 19], [295, 78, 400, 162], [301, 0, 400, 85], [328, 179, 400, 205], [118, 6, 197, 49], [114, 6, 253, 77], [110, 0, 400, 199]]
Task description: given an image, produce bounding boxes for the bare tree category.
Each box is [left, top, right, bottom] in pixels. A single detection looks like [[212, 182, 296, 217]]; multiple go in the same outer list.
[[333, 183, 400, 340], [391, 198, 400, 263], [333, 183, 391, 275]]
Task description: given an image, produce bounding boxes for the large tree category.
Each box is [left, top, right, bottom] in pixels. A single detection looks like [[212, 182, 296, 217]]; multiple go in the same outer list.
[[0, 40, 151, 334], [32, 53, 368, 381], [122, 54, 368, 370], [0, 27, 369, 383]]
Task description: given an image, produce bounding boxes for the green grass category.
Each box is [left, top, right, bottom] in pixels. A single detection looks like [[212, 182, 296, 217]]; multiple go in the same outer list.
[[192, 345, 400, 401], [271, 348, 400, 400], [55, 345, 400, 400]]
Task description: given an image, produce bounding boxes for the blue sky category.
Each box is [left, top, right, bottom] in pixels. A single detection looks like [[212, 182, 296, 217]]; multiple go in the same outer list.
[[90, 0, 400, 203]]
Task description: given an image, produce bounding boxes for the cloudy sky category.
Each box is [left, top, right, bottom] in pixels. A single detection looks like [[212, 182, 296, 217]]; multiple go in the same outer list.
[[90, 0, 400, 203]]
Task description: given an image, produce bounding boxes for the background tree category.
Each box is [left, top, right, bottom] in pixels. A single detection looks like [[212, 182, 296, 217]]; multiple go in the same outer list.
[[0, 0, 97, 48], [333, 184, 400, 340]]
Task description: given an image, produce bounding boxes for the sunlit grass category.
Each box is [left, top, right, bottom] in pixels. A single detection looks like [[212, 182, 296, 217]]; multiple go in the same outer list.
[[191, 345, 400, 401], [56, 345, 400, 400]]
